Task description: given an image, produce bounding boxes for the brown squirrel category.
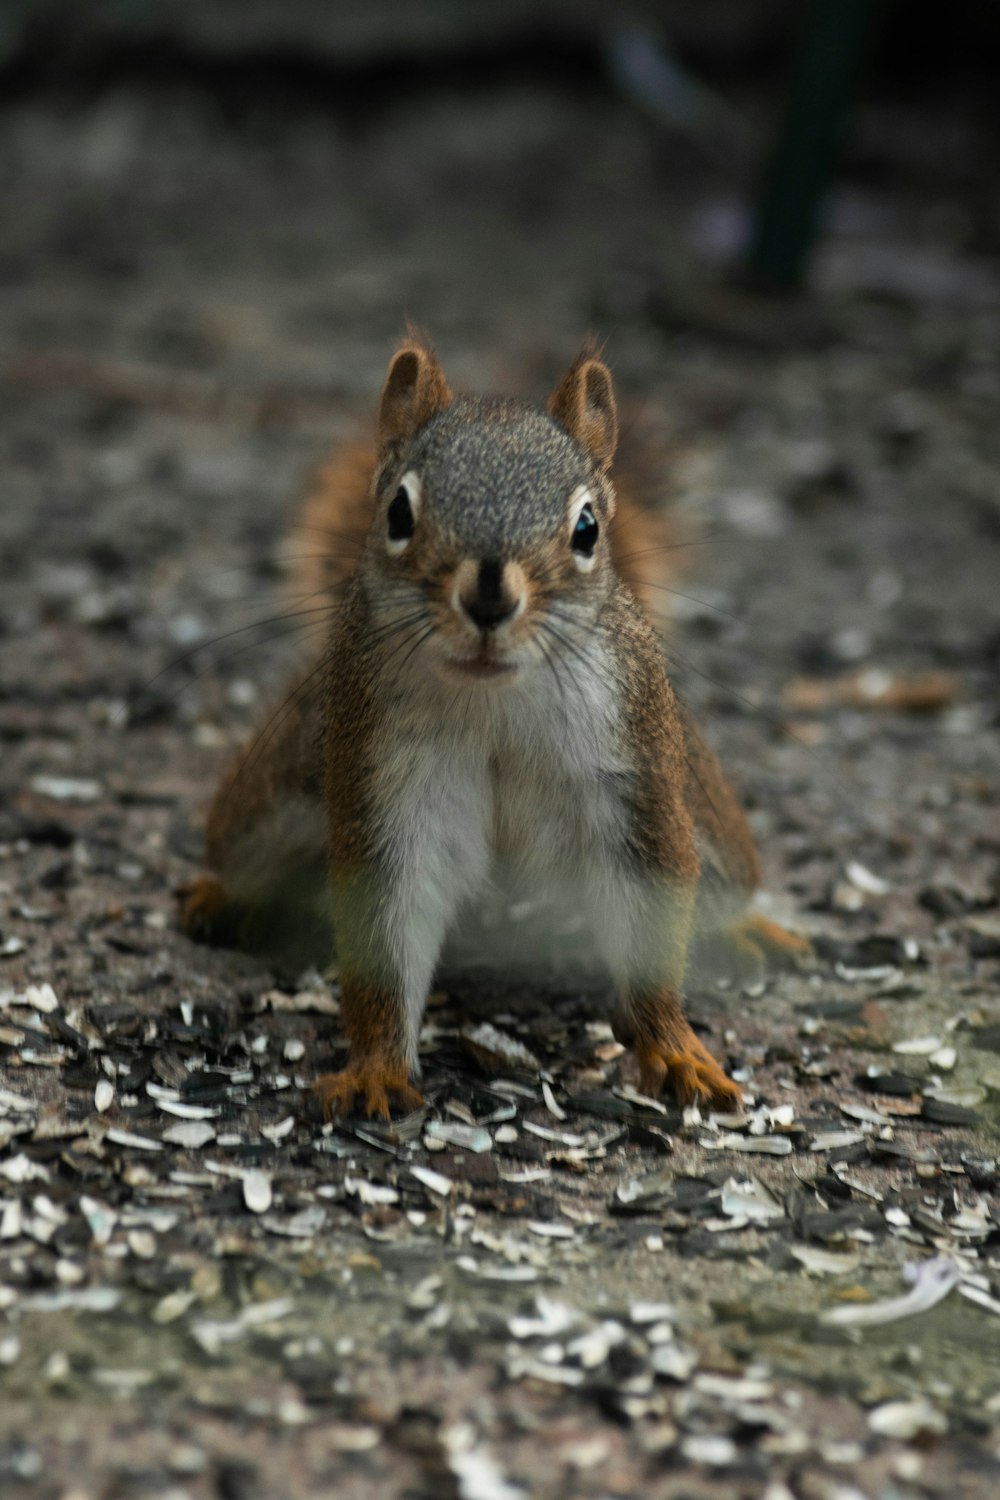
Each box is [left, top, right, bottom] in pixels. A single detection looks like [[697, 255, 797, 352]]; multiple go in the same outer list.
[[181, 336, 807, 1119]]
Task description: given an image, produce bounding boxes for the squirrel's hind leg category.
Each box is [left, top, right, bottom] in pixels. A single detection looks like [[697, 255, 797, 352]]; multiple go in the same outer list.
[[734, 913, 811, 965], [177, 858, 332, 963], [180, 667, 331, 960], [690, 906, 812, 983], [178, 874, 236, 943]]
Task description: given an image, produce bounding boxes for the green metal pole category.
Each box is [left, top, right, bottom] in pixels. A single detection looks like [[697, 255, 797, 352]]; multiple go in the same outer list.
[[748, 0, 878, 289]]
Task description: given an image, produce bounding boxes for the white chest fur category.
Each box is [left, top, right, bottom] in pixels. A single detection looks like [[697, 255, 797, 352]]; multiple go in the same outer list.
[[370, 641, 633, 1056], [381, 637, 630, 877]]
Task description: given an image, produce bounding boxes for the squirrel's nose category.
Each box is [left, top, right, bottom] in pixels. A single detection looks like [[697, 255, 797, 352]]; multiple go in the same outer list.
[[460, 557, 518, 632]]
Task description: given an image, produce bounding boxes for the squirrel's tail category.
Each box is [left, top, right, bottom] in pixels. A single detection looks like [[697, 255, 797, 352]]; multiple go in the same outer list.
[[282, 438, 377, 605], [285, 426, 690, 632], [608, 419, 691, 632]]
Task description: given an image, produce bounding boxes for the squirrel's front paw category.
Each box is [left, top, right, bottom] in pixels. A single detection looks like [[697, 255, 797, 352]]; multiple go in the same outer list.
[[313, 1061, 425, 1122], [634, 1028, 742, 1112]]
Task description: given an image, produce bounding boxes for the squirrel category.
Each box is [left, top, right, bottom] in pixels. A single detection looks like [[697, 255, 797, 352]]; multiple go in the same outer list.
[[180, 335, 808, 1119]]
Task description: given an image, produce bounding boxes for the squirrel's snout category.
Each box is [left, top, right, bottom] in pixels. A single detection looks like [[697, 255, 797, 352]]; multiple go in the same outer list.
[[455, 556, 525, 633]]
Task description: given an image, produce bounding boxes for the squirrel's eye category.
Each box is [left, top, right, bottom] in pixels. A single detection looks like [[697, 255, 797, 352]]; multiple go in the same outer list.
[[571, 503, 599, 557], [387, 485, 415, 543]]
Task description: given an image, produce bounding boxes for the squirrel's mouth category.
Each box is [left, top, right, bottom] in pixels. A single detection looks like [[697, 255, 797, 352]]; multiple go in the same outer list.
[[442, 651, 517, 681]]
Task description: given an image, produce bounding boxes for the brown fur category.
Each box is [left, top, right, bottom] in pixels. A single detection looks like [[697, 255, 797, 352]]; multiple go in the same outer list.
[[181, 337, 806, 1119]]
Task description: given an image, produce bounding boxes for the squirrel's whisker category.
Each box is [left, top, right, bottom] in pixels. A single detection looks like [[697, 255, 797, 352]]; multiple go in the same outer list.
[[543, 611, 603, 680], [381, 620, 436, 676], [125, 600, 339, 721], [364, 607, 432, 644], [534, 629, 577, 757], [612, 532, 736, 564], [537, 617, 598, 712], [625, 579, 739, 620], [660, 641, 768, 719], [167, 550, 361, 591], [138, 616, 333, 716]]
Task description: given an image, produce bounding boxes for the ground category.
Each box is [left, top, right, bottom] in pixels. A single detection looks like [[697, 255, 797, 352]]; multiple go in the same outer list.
[[1, 14, 1000, 1499]]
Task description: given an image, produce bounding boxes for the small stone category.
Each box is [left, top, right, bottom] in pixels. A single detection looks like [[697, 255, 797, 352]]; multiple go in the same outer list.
[[650, 1343, 698, 1380], [105, 1128, 163, 1152], [243, 1171, 273, 1214], [410, 1165, 453, 1196], [260, 1116, 295, 1144], [424, 1121, 492, 1154], [345, 1176, 399, 1206], [162, 1120, 215, 1149], [845, 861, 892, 896], [680, 1434, 737, 1466], [461, 1022, 540, 1074], [30, 775, 102, 803], [43, 1351, 70, 1383], [630, 1300, 675, 1324], [24, 983, 59, 1013], [152, 1290, 198, 1325], [868, 1397, 948, 1439], [892, 1036, 942, 1056], [701, 1133, 793, 1156]]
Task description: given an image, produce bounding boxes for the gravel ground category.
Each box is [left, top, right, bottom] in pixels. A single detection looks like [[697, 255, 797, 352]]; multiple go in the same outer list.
[[1, 22, 1000, 1500]]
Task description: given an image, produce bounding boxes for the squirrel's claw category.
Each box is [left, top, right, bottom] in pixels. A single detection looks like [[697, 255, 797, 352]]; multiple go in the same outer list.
[[313, 1063, 424, 1122], [634, 1028, 742, 1112]]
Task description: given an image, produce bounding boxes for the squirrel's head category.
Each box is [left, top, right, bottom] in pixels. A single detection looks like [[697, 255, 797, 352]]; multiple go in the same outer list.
[[362, 336, 620, 685]]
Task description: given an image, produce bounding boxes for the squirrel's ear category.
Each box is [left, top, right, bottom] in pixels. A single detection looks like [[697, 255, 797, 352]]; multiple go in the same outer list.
[[378, 339, 453, 451], [547, 348, 618, 473]]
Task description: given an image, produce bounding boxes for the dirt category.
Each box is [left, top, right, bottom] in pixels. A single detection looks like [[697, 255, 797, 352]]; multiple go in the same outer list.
[[1, 16, 1000, 1500]]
